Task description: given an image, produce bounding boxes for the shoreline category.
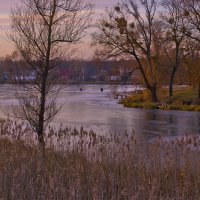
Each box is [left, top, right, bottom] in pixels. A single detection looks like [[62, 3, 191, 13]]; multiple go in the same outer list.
[[119, 87, 200, 112], [121, 102, 200, 112]]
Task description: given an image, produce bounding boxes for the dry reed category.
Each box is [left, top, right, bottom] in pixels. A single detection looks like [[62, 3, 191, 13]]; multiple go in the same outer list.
[[0, 118, 199, 199]]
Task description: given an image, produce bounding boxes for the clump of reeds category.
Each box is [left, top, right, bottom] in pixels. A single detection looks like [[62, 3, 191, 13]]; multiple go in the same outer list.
[[0, 118, 199, 199]]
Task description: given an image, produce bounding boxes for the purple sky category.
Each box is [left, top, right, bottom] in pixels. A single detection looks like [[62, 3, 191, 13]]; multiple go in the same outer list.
[[0, 0, 118, 58]]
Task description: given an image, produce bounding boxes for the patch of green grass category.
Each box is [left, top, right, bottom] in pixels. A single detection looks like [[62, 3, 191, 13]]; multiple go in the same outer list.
[[160, 104, 200, 111], [123, 101, 158, 109], [173, 87, 197, 99], [122, 87, 200, 111]]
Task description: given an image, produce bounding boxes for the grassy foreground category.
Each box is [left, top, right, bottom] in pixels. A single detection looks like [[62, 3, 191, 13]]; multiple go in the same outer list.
[[121, 87, 200, 111], [0, 119, 200, 199]]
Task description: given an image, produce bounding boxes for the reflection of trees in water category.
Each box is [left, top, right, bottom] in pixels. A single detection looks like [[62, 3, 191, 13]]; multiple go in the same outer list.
[[143, 111, 200, 137], [194, 115, 200, 133], [140, 111, 179, 137], [1, 85, 200, 138], [145, 111, 159, 121], [166, 114, 178, 136]]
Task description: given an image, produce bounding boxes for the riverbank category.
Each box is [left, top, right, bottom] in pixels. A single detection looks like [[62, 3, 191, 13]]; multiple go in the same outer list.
[[0, 119, 200, 199], [121, 87, 200, 112]]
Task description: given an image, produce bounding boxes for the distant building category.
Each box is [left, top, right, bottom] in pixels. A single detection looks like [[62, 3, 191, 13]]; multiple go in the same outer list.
[[110, 75, 121, 81], [13, 71, 36, 81], [90, 75, 97, 80], [2, 72, 8, 81]]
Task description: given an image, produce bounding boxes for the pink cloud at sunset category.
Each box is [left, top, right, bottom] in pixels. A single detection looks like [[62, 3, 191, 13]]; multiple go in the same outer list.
[[0, 0, 119, 58]]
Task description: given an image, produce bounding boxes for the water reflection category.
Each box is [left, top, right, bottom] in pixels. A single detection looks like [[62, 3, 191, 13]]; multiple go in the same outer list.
[[0, 84, 199, 140], [139, 109, 200, 138]]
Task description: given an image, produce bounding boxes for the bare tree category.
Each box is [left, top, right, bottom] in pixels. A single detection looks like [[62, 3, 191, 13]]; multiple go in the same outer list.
[[180, 0, 200, 97], [183, 40, 200, 98], [9, 0, 93, 147], [161, 0, 187, 96], [181, 0, 200, 42], [93, 0, 162, 102]]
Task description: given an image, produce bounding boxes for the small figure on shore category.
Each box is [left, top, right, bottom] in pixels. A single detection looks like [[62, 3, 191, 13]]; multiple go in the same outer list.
[[101, 88, 103, 92], [80, 88, 82, 91]]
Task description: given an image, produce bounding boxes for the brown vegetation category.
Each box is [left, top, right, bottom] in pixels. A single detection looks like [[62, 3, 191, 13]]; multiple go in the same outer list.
[[0, 119, 200, 199], [121, 87, 200, 111]]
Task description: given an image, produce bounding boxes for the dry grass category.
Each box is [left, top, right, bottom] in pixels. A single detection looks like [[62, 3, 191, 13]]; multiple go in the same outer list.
[[122, 87, 200, 111], [0, 119, 199, 199]]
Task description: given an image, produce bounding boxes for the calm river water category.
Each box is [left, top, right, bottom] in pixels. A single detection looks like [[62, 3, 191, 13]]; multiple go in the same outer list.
[[0, 84, 199, 139]]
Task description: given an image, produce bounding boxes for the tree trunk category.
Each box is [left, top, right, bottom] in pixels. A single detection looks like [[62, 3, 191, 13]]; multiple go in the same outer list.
[[150, 86, 158, 102], [38, 97, 45, 147], [38, 134, 45, 148], [37, 71, 48, 148], [38, 108, 46, 160], [198, 82, 200, 98], [169, 68, 177, 97], [169, 68, 176, 97]]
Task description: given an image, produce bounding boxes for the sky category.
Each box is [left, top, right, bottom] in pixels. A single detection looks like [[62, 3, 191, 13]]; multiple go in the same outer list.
[[0, 0, 119, 59]]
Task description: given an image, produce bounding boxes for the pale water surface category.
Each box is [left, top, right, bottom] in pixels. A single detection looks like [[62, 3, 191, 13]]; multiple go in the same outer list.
[[0, 84, 199, 139]]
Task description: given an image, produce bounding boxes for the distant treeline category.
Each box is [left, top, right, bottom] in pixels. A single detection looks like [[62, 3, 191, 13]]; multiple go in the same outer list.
[[0, 57, 189, 85]]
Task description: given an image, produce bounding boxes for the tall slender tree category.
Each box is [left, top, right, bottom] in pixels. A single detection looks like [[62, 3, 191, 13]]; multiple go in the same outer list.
[[161, 0, 186, 96], [9, 0, 93, 147], [181, 0, 200, 97]]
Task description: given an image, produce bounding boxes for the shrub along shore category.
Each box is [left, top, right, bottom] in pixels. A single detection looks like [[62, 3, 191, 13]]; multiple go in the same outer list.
[[121, 87, 200, 112], [0, 119, 200, 199]]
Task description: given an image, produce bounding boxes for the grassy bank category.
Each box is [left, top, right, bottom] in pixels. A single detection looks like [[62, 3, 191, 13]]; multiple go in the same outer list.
[[121, 87, 200, 111], [0, 119, 200, 199]]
